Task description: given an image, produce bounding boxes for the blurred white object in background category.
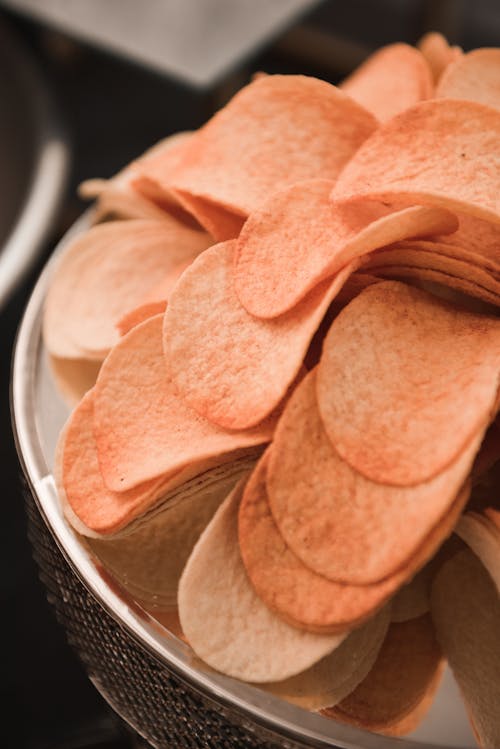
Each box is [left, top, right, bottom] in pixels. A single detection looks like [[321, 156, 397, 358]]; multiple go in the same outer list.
[[0, 18, 69, 310], [0, 0, 321, 87]]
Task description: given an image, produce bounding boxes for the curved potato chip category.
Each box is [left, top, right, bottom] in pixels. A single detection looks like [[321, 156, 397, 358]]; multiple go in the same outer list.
[[234, 179, 457, 319], [93, 315, 274, 491], [44, 219, 211, 359], [417, 32, 462, 83], [178, 481, 349, 683], [239, 452, 395, 632], [268, 370, 480, 585], [431, 549, 500, 749], [116, 301, 167, 337], [455, 512, 500, 592], [364, 245, 500, 298], [57, 390, 173, 535], [57, 388, 261, 535], [239, 448, 469, 637], [383, 237, 500, 276], [171, 191, 246, 241], [317, 281, 500, 487], [263, 605, 391, 710], [162, 75, 377, 218], [433, 211, 500, 268], [164, 240, 356, 430], [340, 43, 433, 122], [371, 264, 500, 307], [437, 49, 500, 110], [81, 179, 171, 223], [323, 615, 444, 737], [332, 99, 500, 226]]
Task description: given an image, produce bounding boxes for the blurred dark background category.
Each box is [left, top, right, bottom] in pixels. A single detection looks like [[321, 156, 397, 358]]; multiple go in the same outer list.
[[1, 1, 499, 747]]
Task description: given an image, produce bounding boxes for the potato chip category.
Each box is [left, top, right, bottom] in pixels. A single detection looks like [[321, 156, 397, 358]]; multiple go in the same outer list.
[[56, 390, 174, 535], [431, 549, 500, 749], [317, 281, 500, 487], [340, 43, 433, 122], [178, 480, 350, 683], [239, 452, 390, 632], [268, 370, 480, 585], [239, 448, 470, 638], [382, 237, 500, 276], [44, 219, 211, 359], [93, 314, 274, 491], [433, 212, 500, 268], [324, 615, 444, 736], [263, 605, 391, 710], [57, 387, 261, 535], [159, 75, 377, 218], [234, 178, 457, 318], [437, 49, 500, 110], [417, 32, 462, 83], [87, 455, 255, 609], [332, 99, 500, 225], [364, 245, 500, 299], [116, 301, 168, 337], [169, 191, 246, 241], [365, 242, 500, 285], [371, 264, 500, 307], [455, 512, 500, 592], [80, 178, 170, 222], [164, 240, 356, 430]]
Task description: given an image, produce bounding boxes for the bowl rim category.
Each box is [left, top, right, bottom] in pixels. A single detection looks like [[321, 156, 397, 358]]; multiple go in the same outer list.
[[0, 17, 70, 309], [10, 213, 459, 749]]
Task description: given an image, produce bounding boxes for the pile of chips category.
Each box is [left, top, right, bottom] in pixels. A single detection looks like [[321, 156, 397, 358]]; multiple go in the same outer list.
[[44, 32, 500, 746]]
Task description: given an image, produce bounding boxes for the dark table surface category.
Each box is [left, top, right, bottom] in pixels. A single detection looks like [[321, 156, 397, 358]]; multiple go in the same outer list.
[[2, 3, 500, 748]]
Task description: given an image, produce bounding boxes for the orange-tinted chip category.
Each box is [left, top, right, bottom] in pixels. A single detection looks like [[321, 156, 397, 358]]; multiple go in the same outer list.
[[417, 32, 462, 83], [317, 281, 500, 487], [239, 453, 394, 633], [158, 75, 377, 218], [371, 264, 500, 307], [164, 240, 356, 430], [332, 99, 500, 225], [436, 49, 500, 110], [431, 549, 500, 748], [323, 615, 444, 737], [382, 237, 500, 276], [116, 301, 167, 337], [44, 219, 211, 359], [340, 43, 433, 122], [364, 244, 500, 299], [93, 315, 274, 491], [267, 370, 479, 585], [169, 191, 246, 242], [57, 387, 261, 535], [433, 211, 500, 268], [56, 390, 173, 535], [234, 178, 457, 319]]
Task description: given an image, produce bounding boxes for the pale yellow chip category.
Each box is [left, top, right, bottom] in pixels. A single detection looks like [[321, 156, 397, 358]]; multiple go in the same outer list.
[[178, 481, 350, 683]]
